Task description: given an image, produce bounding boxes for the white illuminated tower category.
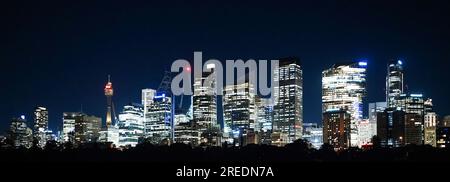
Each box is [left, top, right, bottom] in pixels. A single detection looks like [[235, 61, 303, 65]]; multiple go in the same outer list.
[[118, 103, 144, 147], [34, 106, 49, 148], [322, 61, 367, 147], [104, 75, 114, 128], [273, 58, 303, 146], [386, 60, 404, 108], [223, 82, 256, 146], [193, 63, 220, 146]]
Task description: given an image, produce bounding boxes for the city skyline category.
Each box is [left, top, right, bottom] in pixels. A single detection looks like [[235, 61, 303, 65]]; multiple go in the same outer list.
[[2, 1, 450, 133], [3, 1, 450, 180], [1, 57, 446, 133]]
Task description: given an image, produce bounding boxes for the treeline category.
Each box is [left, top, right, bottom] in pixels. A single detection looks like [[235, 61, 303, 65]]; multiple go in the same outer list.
[[1, 139, 450, 162]]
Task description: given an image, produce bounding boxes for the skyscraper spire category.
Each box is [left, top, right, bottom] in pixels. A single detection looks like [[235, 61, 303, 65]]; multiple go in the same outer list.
[[105, 75, 114, 128]]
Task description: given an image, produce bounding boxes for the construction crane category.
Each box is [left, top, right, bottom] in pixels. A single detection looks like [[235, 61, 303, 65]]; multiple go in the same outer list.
[[112, 101, 119, 127]]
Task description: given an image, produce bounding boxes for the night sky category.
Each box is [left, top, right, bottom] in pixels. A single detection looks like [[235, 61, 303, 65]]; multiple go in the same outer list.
[[1, 0, 450, 133]]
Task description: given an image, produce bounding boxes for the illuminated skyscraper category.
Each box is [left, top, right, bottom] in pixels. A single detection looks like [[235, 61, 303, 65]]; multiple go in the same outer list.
[[404, 113, 423, 145], [104, 75, 114, 128], [33, 106, 49, 148], [174, 114, 200, 146], [392, 93, 425, 115], [442, 115, 450, 127], [273, 58, 303, 146], [322, 61, 367, 147], [223, 82, 256, 146], [368, 102, 387, 140], [74, 114, 102, 144], [62, 112, 83, 143], [377, 108, 405, 147], [9, 116, 33, 148], [193, 63, 220, 146], [142, 88, 156, 122], [437, 127, 450, 148], [424, 98, 433, 114], [255, 97, 273, 145], [145, 92, 172, 145], [377, 94, 426, 147], [437, 116, 450, 148], [386, 60, 404, 108], [142, 89, 156, 107], [357, 119, 371, 146], [303, 123, 323, 149], [118, 103, 144, 147], [99, 127, 119, 147], [424, 112, 437, 147], [323, 109, 351, 150]]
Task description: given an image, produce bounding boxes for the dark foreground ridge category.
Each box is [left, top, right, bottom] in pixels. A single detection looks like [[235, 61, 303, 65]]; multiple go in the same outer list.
[[2, 139, 450, 163]]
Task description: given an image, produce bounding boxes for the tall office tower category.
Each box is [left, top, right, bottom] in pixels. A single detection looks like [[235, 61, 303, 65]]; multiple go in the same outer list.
[[323, 109, 351, 150], [437, 116, 450, 148], [142, 89, 157, 107], [377, 108, 406, 147], [392, 93, 425, 115], [62, 112, 83, 143], [357, 119, 371, 146], [424, 112, 437, 147], [303, 123, 323, 149], [424, 98, 433, 114], [442, 115, 450, 127], [74, 114, 102, 144], [404, 113, 423, 145], [118, 103, 144, 147], [193, 63, 220, 146], [437, 128, 450, 148], [142, 88, 156, 125], [386, 60, 404, 107], [145, 92, 172, 145], [255, 97, 274, 145], [9, 116, 33, 148], [322, 61, 367, 147], [45, 130, 56, 142], [99, 127, 119, 147], [223, 82, 256, 146], [393, 93, 425, 145], [104, 75, 114, 128], [273, 58, 303, 146], [174, 114, 200, 145], [33, 106, 49, 148], [368, 102, 387, 140]]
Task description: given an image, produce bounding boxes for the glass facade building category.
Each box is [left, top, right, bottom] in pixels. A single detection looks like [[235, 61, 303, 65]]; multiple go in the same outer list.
[[424, 112, 437, 147], [33, 106, 48, 148], [144, 92, 172, 145], [193, 64, 220, 146], [323, 109, 351, 150], [223, 82, 256, 146], [386, 60, 404, 108], [368, 102, 387, 141], [62, 112, 83, 143], [273, 58, 303, 146], [74, 114, 102, 144], [255, 97, 273, 145], [9, 116, 33, 148], [322, 61, 367, 147], [118, 103, 144, 147], [303, 123, 323, 149]]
